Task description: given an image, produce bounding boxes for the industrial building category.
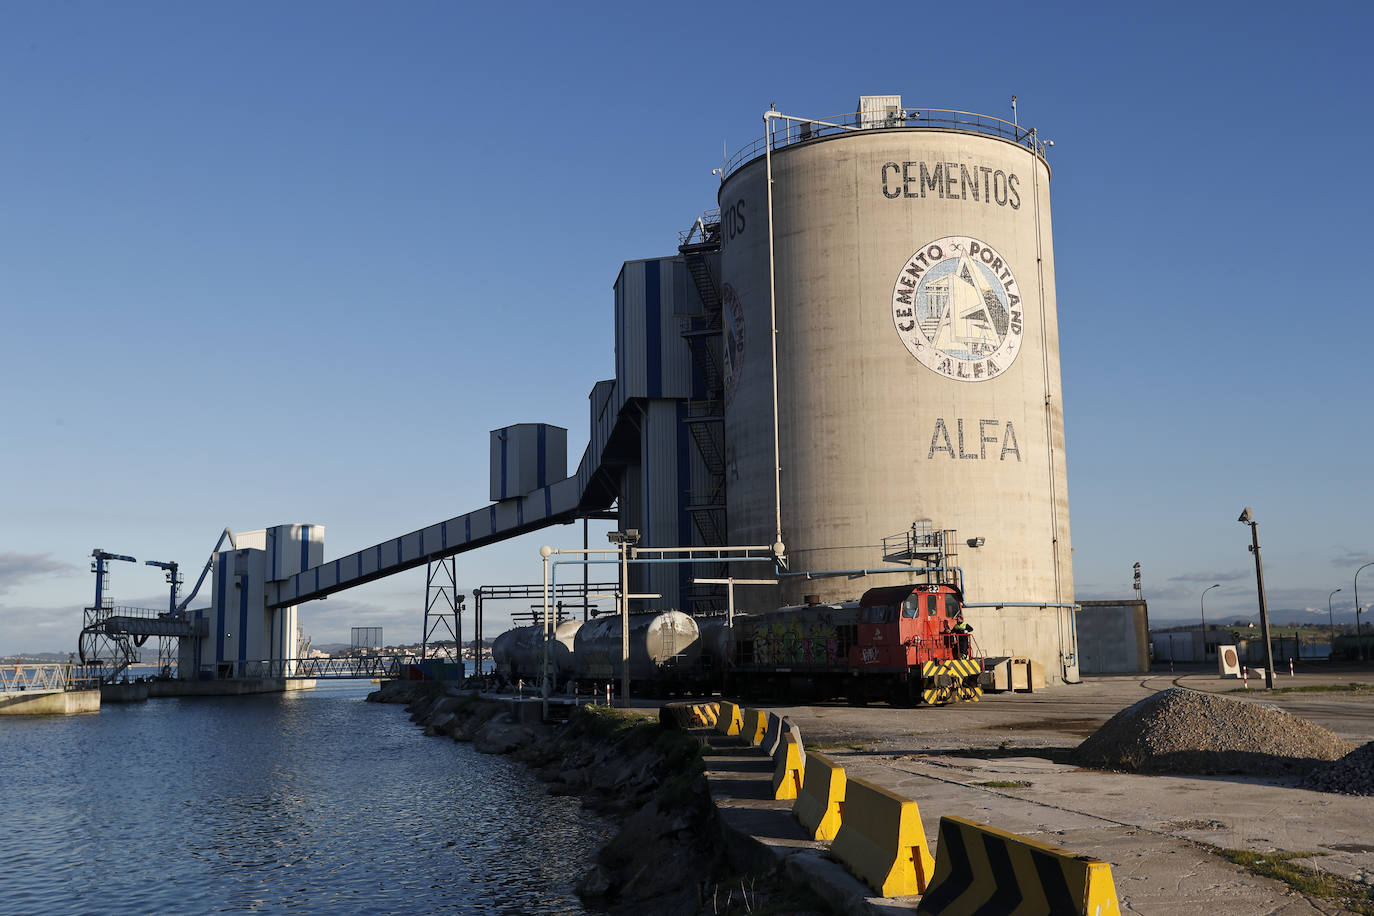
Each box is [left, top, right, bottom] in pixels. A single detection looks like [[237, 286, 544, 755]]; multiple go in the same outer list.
[[85, 95, 1089, 689]]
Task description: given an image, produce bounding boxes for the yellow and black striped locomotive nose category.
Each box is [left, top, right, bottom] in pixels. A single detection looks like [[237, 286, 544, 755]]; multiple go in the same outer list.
[[944, 658, 981, 679]]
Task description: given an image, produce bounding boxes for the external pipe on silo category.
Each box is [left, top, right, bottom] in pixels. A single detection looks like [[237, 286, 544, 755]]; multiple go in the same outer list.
[[764, 109, 784, 557]]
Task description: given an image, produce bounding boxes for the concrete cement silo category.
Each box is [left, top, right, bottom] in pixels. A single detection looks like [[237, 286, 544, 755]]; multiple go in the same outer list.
[[718, 97, 1075, 680]]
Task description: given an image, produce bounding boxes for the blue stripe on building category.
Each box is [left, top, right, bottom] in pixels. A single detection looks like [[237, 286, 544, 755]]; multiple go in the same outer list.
[[517, 500, 524, 526], [442, 521, 448, 549], [216, 554, 227, 665], [500, 433, 508, 499], [300, 525, 310, 574], [544, 487, 552, 518], [646, 260, 662, 398], [465, 516, 471, 541], [238, 569, 249, 663], [537, 425, 547, 488]]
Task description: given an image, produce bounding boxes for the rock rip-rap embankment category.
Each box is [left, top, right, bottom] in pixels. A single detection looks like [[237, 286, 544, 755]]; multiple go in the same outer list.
[[368, 683, 829, 915], [1071, 688, 1353, 777]]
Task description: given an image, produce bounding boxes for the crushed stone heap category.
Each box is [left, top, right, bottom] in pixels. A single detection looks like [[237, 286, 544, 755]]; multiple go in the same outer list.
[[1304, 741, 1374, 795], [1071, 688, 1353, 777]]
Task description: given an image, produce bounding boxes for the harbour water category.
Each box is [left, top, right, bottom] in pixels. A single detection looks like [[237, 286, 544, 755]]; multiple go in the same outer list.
[[0, 680, 611, 914]]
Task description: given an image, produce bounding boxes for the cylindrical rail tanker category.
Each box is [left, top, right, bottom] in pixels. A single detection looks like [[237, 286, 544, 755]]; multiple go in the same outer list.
[[491, 621, 583, 688], [570, 610, 702, 695]]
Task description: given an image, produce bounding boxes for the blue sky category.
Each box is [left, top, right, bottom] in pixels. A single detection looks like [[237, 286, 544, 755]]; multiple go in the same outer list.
[[2, 1, 1371, 655]]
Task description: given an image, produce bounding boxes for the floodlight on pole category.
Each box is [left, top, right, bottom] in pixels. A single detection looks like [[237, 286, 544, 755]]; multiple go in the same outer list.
[[607, 529, 641, 706], [1237, 507, 1277, 689]]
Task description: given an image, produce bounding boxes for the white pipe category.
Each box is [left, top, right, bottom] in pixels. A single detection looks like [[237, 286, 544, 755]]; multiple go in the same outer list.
[[764, 111, 784, 555]]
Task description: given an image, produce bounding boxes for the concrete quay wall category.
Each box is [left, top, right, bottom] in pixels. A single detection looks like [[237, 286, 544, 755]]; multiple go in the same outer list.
[[0, 688, 100, 716]]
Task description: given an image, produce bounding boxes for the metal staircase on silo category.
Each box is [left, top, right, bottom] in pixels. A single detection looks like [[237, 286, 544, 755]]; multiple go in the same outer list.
[[678, 211, 728, 614]]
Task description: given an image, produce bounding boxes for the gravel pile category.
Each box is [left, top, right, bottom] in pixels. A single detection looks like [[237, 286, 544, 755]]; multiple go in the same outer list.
[[1071, 688, 1354, 777], [1304, 741, 1374, 795]]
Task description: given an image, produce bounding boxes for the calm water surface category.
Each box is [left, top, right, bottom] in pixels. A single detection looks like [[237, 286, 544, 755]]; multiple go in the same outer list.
[[0, 682, 610, 914]]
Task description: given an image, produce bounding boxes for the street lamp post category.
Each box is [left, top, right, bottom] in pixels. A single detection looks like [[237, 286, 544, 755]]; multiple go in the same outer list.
[[1200, 584, 1220, 661], [1356, 562, 1373, 662], [1237, 508, 1277, 689], [607, 528, 641, 707], [1328, 587, 1342, 660]]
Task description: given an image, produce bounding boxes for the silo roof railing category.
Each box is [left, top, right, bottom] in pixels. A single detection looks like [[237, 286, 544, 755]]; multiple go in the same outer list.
[[722, 108, 1048, 180]]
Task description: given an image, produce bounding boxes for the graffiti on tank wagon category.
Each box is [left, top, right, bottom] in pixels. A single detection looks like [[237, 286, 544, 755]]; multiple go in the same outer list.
[[892, 236, 1023, 382]]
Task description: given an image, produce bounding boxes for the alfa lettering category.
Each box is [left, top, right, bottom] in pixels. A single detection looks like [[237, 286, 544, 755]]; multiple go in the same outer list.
[[928, 419, 1022, 462]]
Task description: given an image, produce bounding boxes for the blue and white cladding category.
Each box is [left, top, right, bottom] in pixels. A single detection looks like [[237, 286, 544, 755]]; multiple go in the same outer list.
[[205, 547, 291, 676], [614, 258, 704, 402], [262, 524, 325, 582], [490, 423, 568, 501]]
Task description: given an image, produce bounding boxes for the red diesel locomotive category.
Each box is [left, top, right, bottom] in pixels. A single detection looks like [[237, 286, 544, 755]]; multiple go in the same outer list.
[[726, 582, 982, 706]]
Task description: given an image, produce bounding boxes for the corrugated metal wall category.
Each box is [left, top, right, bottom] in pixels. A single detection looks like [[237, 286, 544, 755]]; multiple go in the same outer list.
[[615, 258, 704, 402]]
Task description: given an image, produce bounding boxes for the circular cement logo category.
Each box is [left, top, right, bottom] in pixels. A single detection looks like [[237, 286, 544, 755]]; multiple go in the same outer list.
[[1223, 647, 1238, 669], [722, 282, 745, 408], [891, 236, 1024, 382]]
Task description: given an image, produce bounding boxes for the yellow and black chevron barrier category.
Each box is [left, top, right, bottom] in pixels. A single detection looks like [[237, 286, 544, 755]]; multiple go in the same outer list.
[[830, 777, 935, 897], [916, 816, 1121, 915], [792, 751, 846, 841], [716, 700, 743, 737]]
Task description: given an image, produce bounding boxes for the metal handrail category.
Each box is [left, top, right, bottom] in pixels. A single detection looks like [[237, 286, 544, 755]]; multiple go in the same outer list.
[[679, 209, 722, 244], [723, 107, 1047, 180], [0, 663, 102, 692], [90, 604, 187, 620]]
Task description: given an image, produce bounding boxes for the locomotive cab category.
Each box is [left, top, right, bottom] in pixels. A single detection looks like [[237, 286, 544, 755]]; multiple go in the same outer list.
[[848, 583, 969, 669]]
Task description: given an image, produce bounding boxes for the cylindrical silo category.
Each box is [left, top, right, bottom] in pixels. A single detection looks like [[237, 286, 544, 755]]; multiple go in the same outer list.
[[718, 105, 1072, 621]]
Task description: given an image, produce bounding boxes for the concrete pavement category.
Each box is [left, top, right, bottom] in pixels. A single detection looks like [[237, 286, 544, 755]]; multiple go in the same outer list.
[[701, 667, 1374, 914]]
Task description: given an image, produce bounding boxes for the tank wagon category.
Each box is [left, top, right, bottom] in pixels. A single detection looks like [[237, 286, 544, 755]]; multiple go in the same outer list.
[[727, 583, 980, 706], [491, 620, 582, 688], [570, 610, 703, 695]]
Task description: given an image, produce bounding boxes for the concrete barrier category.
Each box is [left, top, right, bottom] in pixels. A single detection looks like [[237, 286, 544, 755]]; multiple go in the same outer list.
[[717, 700, 743, 737], [792, 751, 846, 841], [694, 702, 719, 727], [743, 707, 769, 746], [916, 816, 1121, 915], [760, 714, 803, 759], [770, 732, 805, 801], [830, 777, 935, 897]]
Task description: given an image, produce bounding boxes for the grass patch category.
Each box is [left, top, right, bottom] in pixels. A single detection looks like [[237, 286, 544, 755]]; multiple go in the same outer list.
[[1222, 683, 1374, 695], [975, 780, 1032, 789], [1206, 846, 1374, 915]]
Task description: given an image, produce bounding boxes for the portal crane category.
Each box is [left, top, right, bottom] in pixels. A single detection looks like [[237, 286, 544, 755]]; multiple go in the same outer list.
[[90, 549, 137, 611], [144, 560, 182, 616]]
